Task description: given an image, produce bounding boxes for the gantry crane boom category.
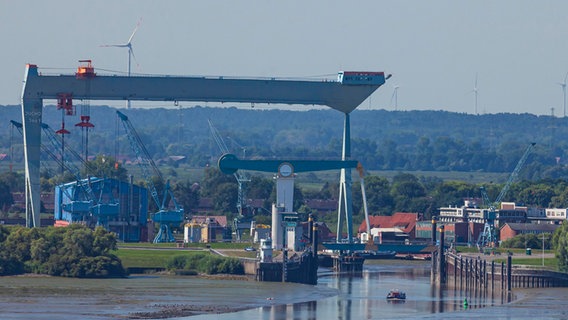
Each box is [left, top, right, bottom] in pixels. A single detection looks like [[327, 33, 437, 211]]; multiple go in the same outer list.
[[117, 111, 162, 207], [477, 142, 535, 248], [116, 111, 183, 243], [495, 142, 536, 204], [208, 119, 250, 216], [11, 120, 74, 199], [40, 123, 97, 202]]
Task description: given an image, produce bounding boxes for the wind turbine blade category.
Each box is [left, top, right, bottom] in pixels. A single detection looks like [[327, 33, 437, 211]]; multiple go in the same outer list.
[[128, 18, 143, 44], [129, 47, 141, 70], [473, 73, 478, 91], [564, 72, 568, 83], [100, 44, 128, 48]]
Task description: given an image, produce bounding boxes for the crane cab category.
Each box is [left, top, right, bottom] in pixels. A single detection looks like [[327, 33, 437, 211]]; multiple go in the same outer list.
[[76, 60, 96, 79]]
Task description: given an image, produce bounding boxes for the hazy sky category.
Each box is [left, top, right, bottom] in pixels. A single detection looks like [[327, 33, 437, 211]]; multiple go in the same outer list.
[[2, 1, 568, 115]]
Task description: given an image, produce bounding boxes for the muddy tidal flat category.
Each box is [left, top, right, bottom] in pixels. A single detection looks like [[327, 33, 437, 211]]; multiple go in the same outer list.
[[1, 262, 567, 319]]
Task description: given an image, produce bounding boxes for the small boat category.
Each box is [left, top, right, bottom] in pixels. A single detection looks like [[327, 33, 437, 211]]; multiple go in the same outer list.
[[386, 289, 406, 300]]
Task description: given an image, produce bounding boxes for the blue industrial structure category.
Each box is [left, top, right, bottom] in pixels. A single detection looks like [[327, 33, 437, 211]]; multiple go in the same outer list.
[[54, 177, 148, 242]]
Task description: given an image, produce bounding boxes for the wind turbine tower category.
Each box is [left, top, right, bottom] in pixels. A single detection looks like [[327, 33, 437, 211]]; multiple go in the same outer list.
[[100, 18, 142, 109], [391, 85, 399, 110], [559, 72, 567, 118], [473, 73, 479, 115]]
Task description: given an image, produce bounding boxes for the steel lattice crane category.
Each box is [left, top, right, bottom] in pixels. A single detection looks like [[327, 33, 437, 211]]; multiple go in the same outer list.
[[11, 120, 84, 202], [208, 119, 251, 241], [477, 142, 536, 248], [116, 111, 183, 243], [11, 120, 119, 225]]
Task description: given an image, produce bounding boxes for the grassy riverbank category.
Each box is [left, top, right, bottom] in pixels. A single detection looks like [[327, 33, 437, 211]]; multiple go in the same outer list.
[[456, 246, 559, 270], [113, 248, 201, 268], [114, 242, 257, 269]]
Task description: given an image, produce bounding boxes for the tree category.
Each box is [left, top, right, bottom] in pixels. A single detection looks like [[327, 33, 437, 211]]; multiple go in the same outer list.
[[517, 184, 555, 207], [86, 155, 128, 181], [431, 181, 476, 208], [0, 224, 125, 277], [553, 224, 568, 272], [0, 180, 13, 213], [361, 175, 394, 215], [174, 180, 200, 213], [200, 167, 234, 198], [212, 183, 238, 213], [246, 175, 274, 200], [0, 171, 24, 192], [317, 181, 339, 200]]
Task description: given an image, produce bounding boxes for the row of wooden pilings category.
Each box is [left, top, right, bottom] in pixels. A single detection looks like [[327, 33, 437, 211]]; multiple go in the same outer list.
[[431, 225, 568, 291]]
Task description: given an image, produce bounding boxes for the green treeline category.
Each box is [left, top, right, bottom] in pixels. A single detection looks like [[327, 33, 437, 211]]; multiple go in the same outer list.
[[165, 253, 244, 275], [197, 169, 568, 225], [3, 166, 568, 230], [3, 105, 568, 178], [0, 224, 126, 277]]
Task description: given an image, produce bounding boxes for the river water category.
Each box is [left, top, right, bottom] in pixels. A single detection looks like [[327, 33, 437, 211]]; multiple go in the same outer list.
[[0, 260, 560, 320]]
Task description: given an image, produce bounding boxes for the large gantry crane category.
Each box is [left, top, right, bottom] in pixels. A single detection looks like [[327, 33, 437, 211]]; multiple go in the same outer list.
[[21, 62, 388, 240]]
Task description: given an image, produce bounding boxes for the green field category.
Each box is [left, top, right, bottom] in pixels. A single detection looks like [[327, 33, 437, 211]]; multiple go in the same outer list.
[[113, 248, 203, 268], [505, 257, 558, 269], [115, 242, 257, 268], [456, 246, 559, 270]]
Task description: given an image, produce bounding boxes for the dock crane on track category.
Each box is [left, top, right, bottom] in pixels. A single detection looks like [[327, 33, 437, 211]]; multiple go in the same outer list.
[[116, 111, 183, 243], [477, 142, 536, 248]]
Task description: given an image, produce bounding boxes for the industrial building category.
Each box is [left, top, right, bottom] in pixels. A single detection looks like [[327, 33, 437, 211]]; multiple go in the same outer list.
[[183, 215, 231, 243], [500, 223, 560, 242], [415, 221, 484, 245], [438, 200, 527, 227], [54, 177, 148, 242]]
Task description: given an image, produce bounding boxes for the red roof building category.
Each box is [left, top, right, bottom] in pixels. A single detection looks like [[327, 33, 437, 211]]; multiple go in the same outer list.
[[190, 215, 228, 228], [358, 212, 419, 240]]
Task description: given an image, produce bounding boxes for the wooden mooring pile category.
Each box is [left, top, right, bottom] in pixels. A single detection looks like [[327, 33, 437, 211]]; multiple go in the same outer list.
[[432, 244, 568, 291], [332, 254, 365, 274]]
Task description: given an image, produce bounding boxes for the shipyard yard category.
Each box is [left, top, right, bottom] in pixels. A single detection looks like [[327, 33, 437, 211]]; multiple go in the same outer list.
[[3, 3, 568, 319]]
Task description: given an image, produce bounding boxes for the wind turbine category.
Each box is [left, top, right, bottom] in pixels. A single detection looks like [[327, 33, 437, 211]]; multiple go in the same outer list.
[[390, 85, 399, 110], [473, 73, 479, 115], [100, 18, 142, 109], [558, 72, 568, 118]]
